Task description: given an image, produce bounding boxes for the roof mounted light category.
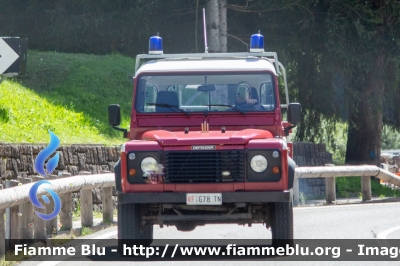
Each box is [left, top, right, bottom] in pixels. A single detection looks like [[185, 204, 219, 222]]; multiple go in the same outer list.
[[149, 34, 163, 55], [250, 31, 264, 53]]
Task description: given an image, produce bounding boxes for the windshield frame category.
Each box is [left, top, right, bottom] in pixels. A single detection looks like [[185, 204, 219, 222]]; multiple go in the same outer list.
[[134, 71, 278, 115]]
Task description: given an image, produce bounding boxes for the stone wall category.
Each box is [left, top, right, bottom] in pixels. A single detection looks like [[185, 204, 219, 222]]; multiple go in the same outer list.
[[0, 144, 120, 210], [380, 154, 400, 173], [0, 143, 119, 180], [293, 142, 333, 199]]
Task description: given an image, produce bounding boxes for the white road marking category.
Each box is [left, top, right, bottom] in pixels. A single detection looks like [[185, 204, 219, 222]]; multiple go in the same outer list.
[[376, 225, 400, 239], [376, 225, 400, 264], [296, 201, 400, 210]]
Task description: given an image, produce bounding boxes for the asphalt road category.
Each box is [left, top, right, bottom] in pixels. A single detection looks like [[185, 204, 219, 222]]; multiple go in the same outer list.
[[16, 202, 400, 266]]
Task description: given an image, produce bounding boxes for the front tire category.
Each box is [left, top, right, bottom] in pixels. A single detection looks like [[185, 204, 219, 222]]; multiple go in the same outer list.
[[117, 203, 153, 255], [271, 198, 294, 248]]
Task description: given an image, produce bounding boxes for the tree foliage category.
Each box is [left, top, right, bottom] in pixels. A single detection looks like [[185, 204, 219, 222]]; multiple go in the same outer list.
[[0, 0, 209, 55], [234, 0, 400, 164]]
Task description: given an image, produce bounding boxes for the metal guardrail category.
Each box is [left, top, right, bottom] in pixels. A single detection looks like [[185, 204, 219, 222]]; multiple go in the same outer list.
[[0, 165, 399, 256], [0, 172, 115, 257], [293, 165, 400, 206], [0, 173, 115, 210]]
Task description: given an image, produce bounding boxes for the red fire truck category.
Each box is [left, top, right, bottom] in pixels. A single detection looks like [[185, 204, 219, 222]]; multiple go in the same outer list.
[[108, 33, 301, 251]]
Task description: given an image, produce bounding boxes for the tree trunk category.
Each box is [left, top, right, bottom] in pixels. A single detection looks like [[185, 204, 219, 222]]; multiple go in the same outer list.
[[218, 0, 227, 52], [206, 0, 220, 52], [345, 55, 385, 165]]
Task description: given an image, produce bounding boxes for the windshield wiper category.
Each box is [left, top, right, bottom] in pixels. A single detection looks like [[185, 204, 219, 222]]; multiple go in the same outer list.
[[146, 103, 190, 116], [202, 104, 246, 115]]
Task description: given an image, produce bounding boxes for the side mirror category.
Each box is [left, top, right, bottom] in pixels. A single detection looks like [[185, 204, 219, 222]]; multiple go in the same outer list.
[[108, 104, 121, 126], [288, 103, 301, 124]]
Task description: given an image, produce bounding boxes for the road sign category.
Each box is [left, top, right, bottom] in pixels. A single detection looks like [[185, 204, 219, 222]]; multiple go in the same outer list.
[[0, 37, 28, 76]]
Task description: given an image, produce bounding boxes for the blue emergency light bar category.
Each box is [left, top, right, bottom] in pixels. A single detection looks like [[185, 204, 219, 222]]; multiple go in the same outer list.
[[250, 32, 264, 53], [149, 35, 163, 55]]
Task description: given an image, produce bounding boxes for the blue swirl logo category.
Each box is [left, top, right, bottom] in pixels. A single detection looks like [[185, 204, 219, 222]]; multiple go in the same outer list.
[[29, 130, 62, 221], [29, 180, 62, 221], [34, 131, 60, 177]]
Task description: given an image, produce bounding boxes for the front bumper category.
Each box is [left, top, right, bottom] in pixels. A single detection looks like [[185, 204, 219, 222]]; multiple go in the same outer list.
[[118, 190, 292, 204]]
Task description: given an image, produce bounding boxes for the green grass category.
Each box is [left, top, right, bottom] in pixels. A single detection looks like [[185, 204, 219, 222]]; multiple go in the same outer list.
[[336, 176, 400, 198], [1, 249, 31, 266], [80, 226, 94, 236], [0, 50, 134, 144]]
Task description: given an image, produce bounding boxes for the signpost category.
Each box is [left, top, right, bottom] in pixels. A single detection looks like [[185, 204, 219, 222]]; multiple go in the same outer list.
[[0, 37, 27, 76]]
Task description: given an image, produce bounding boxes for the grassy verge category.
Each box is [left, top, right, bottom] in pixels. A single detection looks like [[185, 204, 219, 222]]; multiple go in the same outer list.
[[336, 176, 400, 198], [0, 50, 135, 144], [1, 250, 30, 266]]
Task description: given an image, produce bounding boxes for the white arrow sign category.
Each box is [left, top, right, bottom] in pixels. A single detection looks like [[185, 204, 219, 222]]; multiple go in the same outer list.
[[0, 38, 19, 74]]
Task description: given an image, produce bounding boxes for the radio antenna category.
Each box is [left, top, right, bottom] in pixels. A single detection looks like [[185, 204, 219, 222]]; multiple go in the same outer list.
[[203, 8, 208, 53]]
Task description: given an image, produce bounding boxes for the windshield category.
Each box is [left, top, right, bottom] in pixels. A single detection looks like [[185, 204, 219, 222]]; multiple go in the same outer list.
[[135, 73, 276, 114]]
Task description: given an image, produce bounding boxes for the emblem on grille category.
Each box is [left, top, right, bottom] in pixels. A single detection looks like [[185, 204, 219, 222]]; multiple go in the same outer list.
[[201, 121, 209, 133], [191, 145, 216, 150]]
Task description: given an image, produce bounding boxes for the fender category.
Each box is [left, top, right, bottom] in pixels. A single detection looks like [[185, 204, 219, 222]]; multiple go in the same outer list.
[[288, 156, 296, 189], [114, 159, 122, 192]]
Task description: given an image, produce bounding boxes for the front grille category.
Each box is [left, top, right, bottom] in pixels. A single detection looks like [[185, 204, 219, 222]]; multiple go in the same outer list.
[[164, 150, 245, 183]]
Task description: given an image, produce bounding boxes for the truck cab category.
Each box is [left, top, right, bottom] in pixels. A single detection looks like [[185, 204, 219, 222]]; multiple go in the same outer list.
[[108, 34, 301, 251]]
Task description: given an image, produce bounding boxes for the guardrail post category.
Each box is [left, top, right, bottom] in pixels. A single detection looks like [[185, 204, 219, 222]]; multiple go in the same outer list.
[[293, 176, 299, 207], [0, 184, 5, 256], [79, 171, 93, 227], [9, 179, 21, 249], [20, 177, 34, 239], [59, 172, 73, 230], [325, 176, 336, 204], [101, 186, 113, 223], [46, 175, 58, 235], [361, 176, 372, 201], [10, 180, 20, 241], [100, 170, 113, 222], [5, 180, 10, 243], [32, 176, 46, 239]]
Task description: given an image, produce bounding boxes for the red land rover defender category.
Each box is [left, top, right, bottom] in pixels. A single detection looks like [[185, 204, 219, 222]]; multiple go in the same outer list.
[[108, 34, 301, 251]]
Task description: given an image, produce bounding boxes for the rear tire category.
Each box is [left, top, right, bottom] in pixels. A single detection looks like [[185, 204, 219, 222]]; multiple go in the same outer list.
[[176, 222, 197, 232], [271, 198, 294, 248], [140, 223, 154, 246]]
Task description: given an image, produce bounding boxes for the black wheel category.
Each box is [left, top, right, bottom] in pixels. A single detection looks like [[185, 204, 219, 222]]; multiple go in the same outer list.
[[140, 223, 153, 246], [118, 203, 153, 255], [176, 222, 197, 232], [271, 198, 294, 248]]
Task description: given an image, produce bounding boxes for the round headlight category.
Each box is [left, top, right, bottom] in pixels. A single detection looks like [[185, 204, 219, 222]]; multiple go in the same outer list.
[[250, 155, 268, 173], [128, 153, 136, 160], [140, 157, 158, 173], [272, 151, 279, 158]]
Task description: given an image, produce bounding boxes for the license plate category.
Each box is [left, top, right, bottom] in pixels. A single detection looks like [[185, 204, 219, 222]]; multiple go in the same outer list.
[[186, 193, 222, 205]]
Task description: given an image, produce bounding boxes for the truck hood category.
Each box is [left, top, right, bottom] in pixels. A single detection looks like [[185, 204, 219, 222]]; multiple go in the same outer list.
[[141, 129, 273, 146]]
